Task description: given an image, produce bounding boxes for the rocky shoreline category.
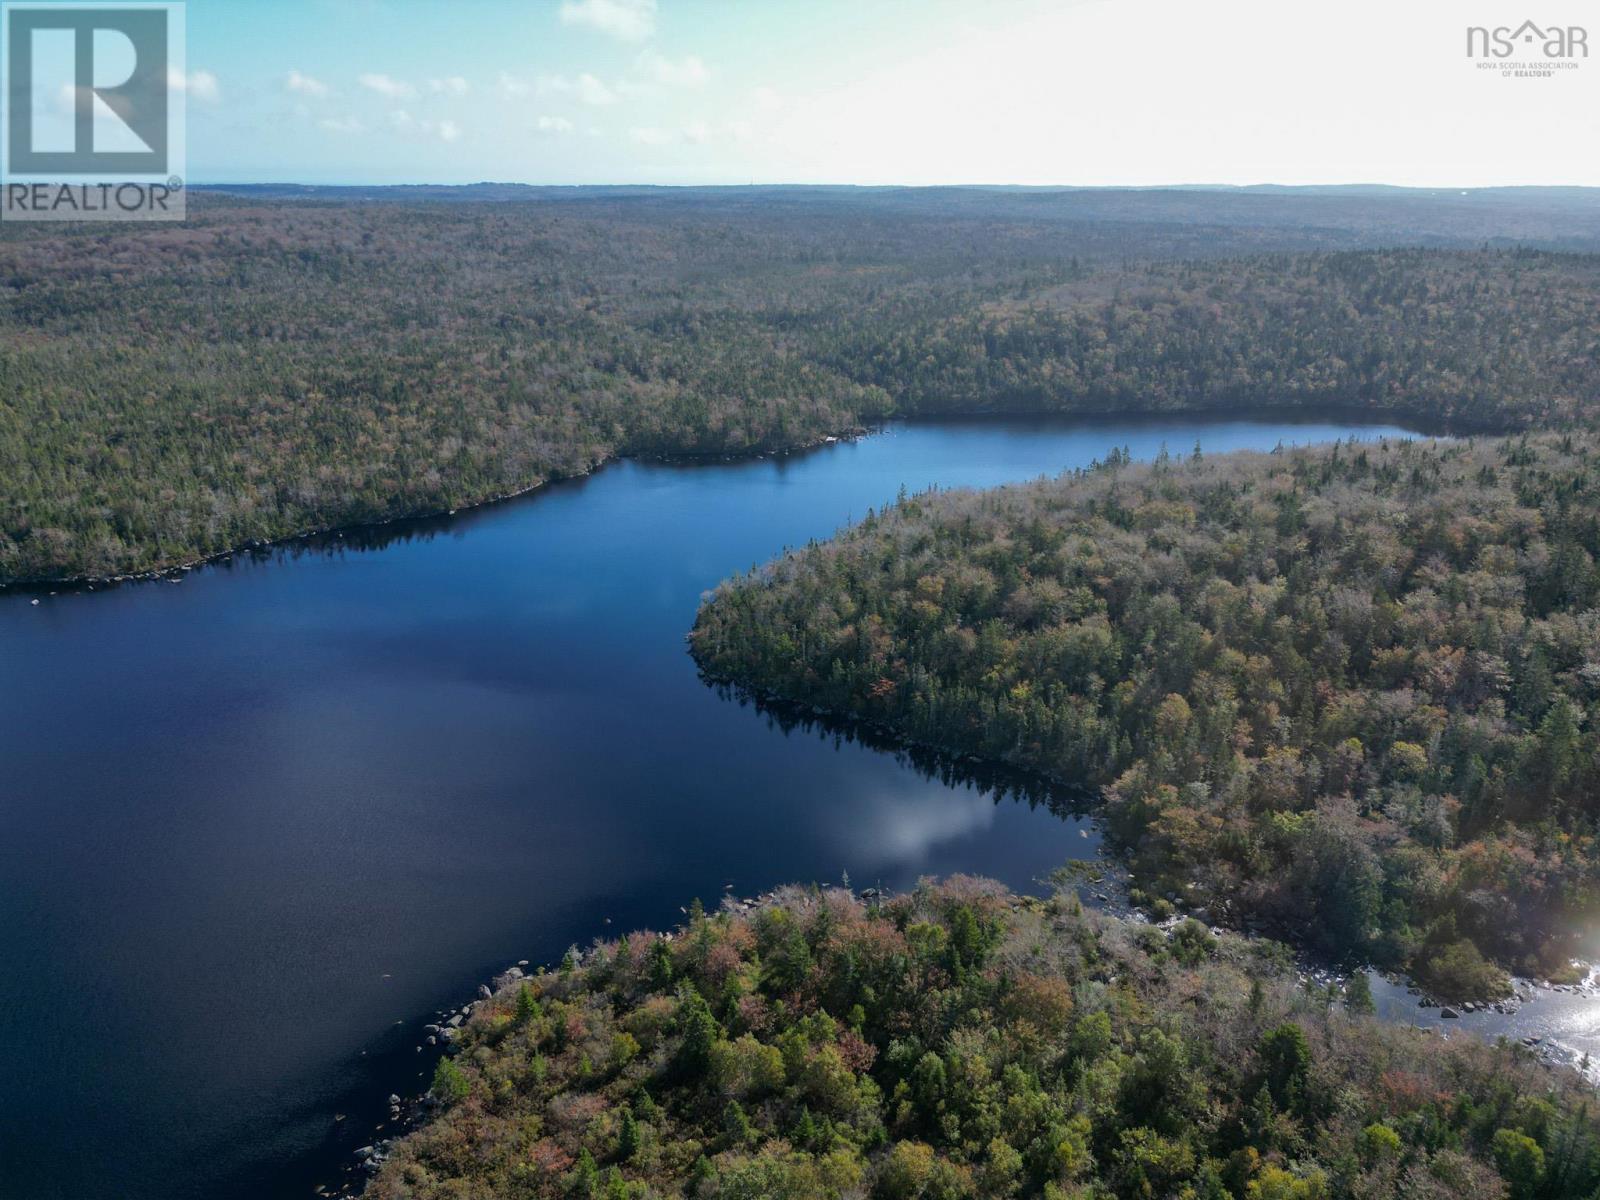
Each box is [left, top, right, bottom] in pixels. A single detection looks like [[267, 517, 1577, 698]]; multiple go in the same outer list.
[[314, 884, 883, 1199], [316, 954, 545, 1198], [317, 860, 1600, 1198]]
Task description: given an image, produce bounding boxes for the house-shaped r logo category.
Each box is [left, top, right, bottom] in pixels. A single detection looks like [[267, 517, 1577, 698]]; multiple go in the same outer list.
[[5, 5, 168, 174]]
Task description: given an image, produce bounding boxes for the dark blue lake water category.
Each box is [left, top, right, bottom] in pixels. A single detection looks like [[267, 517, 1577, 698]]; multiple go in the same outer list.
[[0, 416, 1417, 1200]]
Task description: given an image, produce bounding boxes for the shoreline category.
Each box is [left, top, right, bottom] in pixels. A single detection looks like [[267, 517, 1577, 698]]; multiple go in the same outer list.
[[0, 402, 1472, 596], [326, 871, 1600, 1199], [0, 456, 617, 596], [0, 428, 870, 596], [692, 672, 1589, 1010], [314, 883, 882, 1199]]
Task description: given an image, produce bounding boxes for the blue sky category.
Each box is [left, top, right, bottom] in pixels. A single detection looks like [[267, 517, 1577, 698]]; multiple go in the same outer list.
[[180, 0, 1600, 186]]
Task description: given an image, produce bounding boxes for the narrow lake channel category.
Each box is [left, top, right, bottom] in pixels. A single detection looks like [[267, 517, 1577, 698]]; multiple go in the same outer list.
[[2, 414, 1468, 1200]]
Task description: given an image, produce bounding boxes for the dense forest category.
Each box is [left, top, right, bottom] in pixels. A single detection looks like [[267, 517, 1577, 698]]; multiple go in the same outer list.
[[370, 878, 1600, 1200], [3, 189, 1599, 583], [835, 251, 1600, 430], [693, 434, 1600, 994], [12, 189, 1600, 1196]]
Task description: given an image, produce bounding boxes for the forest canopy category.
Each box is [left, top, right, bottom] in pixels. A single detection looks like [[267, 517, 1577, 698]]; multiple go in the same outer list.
[[2, 191, 1598, 583], [693, 434, 1600, 992], [369, 878, 1600, 1200]]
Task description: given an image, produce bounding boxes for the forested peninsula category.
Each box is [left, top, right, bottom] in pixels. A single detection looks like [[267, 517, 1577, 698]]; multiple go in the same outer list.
[[693, 435, 1600, 995], [368, 879, 1600, 1200], [14, 186, 1600, 1200], [4, 189, 1600, 584]]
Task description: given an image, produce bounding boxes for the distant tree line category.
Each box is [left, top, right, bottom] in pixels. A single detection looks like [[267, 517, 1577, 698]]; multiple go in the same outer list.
[[2, 195, 1598, 583]]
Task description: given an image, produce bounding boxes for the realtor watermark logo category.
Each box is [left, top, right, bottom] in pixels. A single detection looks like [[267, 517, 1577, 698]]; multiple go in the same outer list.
[[1, 2, 185, 220], [1467, 19, 1588, 79]]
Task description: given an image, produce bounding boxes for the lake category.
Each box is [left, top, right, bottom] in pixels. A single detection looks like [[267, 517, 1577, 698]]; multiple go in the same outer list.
[[0, 415, 1421, 1200]]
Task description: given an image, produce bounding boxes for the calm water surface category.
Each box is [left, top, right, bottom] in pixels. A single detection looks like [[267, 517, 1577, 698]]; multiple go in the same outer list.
[[1, 416, 1421, 1200]]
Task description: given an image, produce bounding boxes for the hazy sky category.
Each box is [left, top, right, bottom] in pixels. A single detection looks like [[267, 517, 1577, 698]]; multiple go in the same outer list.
[[180, 0, 1599, 186]]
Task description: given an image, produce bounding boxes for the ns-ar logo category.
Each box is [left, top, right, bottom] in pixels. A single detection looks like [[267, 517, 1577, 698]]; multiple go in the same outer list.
[[1466, 20, 1590, 58]]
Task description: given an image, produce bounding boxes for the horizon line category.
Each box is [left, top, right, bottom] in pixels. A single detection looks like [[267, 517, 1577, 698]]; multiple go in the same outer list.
[[190, 180, 1600, 193]]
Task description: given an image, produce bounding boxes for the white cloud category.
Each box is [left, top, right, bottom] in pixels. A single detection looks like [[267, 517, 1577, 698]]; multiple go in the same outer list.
[[577, 73, 618, 105], [751, 86, 782, 113], [46, 82, 163, 150], [392, 110, 462, 142], [637, 50, 708, 88], [536, 115, 574, 135], [558, 0, 656, 42], [497, 72, 533, 101], [626, 116, 717, 147], [169, 68, 221, 103], [428, 76, 470, 96], [727, 0, 1600, 188], [535, 72, 619, 105], [286, 69, 329, 98], [51, 83, 80, 116], [319, 115, 364, 134], [359, 73, 415, 99]]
